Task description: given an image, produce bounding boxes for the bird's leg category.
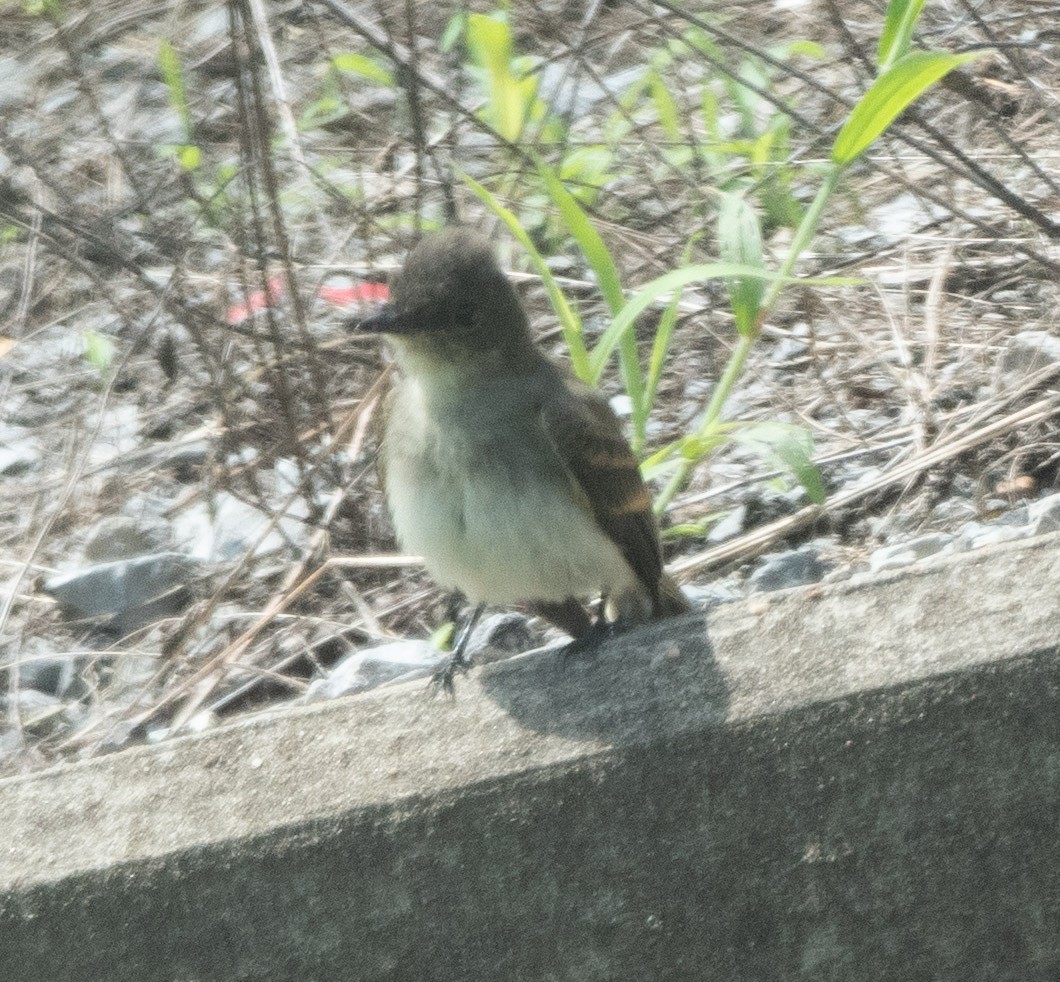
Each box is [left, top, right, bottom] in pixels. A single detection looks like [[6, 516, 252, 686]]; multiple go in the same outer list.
[[431, 601, 485, 695], [526, 598, 592, 639], [526, 595, 617, 663], [450, 601, 485, 669]]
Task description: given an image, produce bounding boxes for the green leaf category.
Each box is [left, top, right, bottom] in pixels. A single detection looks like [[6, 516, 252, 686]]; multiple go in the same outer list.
[[428, 621, 456, 651], [462, 172, 591, 381], [465, 13, 532, 141], [645, 237, 699, 423], [82, 330, 115, 372], [176, 143, 201, 170], [332, 52, 395, 87], [831, 49, 983, 166], [661, 515, 727, 539], [642, 236, 702, 450], [717, 192, 765, 338], [158, 40, 192, 138], [735, 422, 826, 503], [533, 156, 644, 428], [439, 12, 466, 53], [648, 70, 680, 140], [559, 145, 614, 196], [534, 157, 624, 316], [588, 263, 863, 387], [780, 40, 828, 60], [877, 0, 927, 70], [298, 94, 345, 131], [24, 0, 61, 16]]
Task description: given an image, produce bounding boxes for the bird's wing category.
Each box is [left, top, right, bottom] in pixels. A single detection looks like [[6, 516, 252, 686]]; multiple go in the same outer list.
[[540, 381, 663, 605]]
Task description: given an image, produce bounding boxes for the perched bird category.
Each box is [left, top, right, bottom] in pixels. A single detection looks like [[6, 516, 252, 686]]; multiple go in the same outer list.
[[358, 227, 688, 678]]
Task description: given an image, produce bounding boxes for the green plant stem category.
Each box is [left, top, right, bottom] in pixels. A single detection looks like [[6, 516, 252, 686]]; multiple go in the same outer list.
[[654, 166, 843, 512], [655, 330, 754, 511], [761, 165, 842, 312]]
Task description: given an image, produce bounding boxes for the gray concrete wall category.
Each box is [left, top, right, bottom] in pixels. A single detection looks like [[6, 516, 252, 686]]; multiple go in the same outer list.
[[2, 533, 1059, 981]]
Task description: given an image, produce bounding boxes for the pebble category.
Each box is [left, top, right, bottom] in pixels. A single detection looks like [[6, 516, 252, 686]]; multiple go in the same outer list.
[[869, 533, 954, 573], [749, 546, 827, 592], [302, 640, 445, 702], [1028, 492, 1060, 534], [43, 552, 197, 635], [464, 612, 538, 665]]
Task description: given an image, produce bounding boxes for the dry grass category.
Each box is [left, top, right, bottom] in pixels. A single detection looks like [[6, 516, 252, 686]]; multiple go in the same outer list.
[[0, 0, 1057, 770]]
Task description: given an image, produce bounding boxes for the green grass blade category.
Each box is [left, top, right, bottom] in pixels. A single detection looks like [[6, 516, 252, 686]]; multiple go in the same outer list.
[[832, 50, 982, 166], [717, 192, 766, 338], [534, 155, 645, 430], [332, 53, 395, 87], [644, 236, 700, 424], [735, 422, 825, 504], [466, 13, 527, 142], [534, 156, 624, 315], [877, 0, 926, 70], [588, 263, 862, 385], [158, 40, 192, 139], [463, 173, 591, 380]]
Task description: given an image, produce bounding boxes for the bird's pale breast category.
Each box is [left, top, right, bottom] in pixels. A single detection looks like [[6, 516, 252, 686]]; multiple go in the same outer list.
[[382, 372, 639, 605]]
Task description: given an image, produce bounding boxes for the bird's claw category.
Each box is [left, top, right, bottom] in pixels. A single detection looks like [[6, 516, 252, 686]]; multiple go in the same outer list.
[[429, 650, 472, 696]]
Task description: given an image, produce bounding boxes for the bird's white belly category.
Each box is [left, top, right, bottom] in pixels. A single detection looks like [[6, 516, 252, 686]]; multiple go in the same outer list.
[[385, 451, 637, 605]]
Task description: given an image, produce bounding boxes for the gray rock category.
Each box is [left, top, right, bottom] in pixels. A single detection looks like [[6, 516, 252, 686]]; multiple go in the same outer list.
[[108, 648, 164, 704], [994, 503, 1031, 527], [1028, 492, 1060, 535], [929, 498, 977, 525], [868, 191, 949, 241], [464, 612, 536, 665], [0, 726, 23, 762], [43, 552, 197, 635], [681, 581, 743, 610], [538, 62, 643, 117], [869, 533, 954, 572], [749, 547, 826, 592], [85, 404, 141, 464], [0, 689, 66, 732], [866, 509, 920, 541], [958, 523, 1031, 551], [83, 516, 156, 563], [769, 337, 809, 364], [999, 331, 1060, 378], [0, 425, 37, 477], [707, 505, 746, 544], [172, 491, 309, 563], [0, 57, 31, 109], [302, 640, 445, 701], [146, 710, 217, 745], [166, 440, 211, 470], [15, 638, 82, 700]]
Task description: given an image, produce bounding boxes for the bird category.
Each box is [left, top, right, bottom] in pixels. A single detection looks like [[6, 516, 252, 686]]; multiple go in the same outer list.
[[356, 226, 689, 685]]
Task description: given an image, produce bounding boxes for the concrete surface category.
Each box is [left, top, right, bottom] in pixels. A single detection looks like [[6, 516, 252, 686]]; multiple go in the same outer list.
[[2, 532, 1059, 981]]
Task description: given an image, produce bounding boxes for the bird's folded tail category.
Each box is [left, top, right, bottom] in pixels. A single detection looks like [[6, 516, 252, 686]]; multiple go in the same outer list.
[[654, 573, 691, 618]]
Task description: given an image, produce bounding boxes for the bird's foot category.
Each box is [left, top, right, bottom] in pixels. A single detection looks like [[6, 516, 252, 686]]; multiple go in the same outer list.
[[428, 601, 484, 696], [429, 649, 472, 696]]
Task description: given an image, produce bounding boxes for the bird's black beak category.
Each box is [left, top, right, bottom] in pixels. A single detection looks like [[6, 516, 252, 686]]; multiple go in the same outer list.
[[355, 304, 402, 334]]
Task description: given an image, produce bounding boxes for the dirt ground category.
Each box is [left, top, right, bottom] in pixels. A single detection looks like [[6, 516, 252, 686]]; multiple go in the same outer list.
[[1, 0, 1057, 772]]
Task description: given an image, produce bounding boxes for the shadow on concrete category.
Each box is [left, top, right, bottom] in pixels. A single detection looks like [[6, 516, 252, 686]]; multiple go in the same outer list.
[[476, 612, 732, 745]]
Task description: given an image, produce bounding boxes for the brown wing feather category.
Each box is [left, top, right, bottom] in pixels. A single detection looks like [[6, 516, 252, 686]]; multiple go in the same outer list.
[[540, 380, 663, 607]]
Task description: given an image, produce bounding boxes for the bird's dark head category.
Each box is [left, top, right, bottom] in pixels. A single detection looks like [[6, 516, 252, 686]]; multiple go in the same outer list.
[[356, 227, 531, 358]]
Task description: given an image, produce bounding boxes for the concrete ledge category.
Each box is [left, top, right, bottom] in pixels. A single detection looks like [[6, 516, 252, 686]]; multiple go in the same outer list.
[[2, 533, 1060, 981]]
